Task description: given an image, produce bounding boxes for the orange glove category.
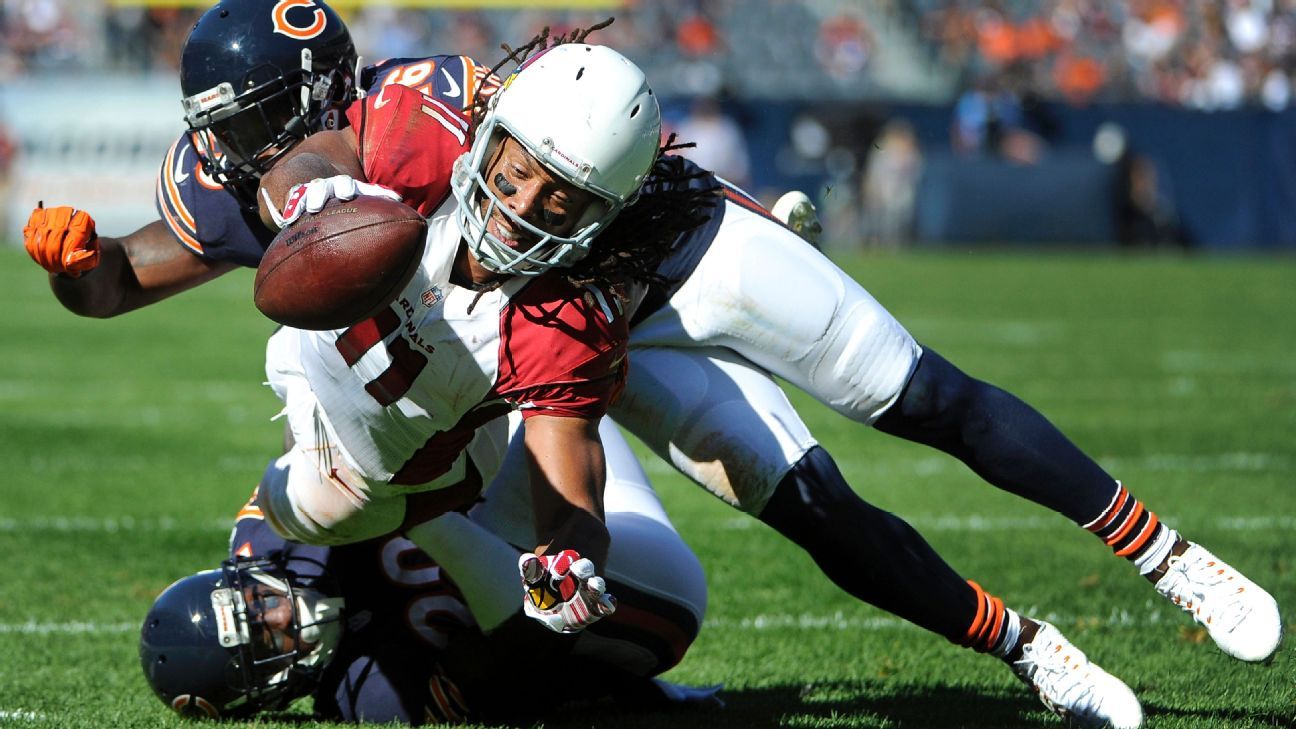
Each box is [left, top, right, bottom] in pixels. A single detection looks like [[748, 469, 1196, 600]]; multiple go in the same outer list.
[[23, 204, 101, 277]]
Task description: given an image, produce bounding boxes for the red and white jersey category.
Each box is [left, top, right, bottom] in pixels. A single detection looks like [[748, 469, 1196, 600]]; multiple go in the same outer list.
[[269, 83, 627, 497], [285, 211, 627, 491], [344, 82, 471, 215]]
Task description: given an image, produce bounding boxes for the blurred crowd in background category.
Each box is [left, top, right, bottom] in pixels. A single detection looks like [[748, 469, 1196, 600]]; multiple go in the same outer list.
[[1, 0, 1293, 250], [917, 0, 1296, 110], [6, 0, 1295, 106]]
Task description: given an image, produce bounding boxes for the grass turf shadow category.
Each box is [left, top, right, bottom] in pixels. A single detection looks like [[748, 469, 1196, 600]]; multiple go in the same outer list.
[[526, 680, 1066, 729]]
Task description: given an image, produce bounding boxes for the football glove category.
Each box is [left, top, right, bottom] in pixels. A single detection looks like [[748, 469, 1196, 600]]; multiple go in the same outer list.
[[518, 550, 616, 634], [264, 175, 403, 229], [23, 203, 100, 277]]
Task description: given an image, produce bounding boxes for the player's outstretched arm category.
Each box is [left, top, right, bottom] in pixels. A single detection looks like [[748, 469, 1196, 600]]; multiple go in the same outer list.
[[517, 415, 617, 631], [257, 130, 365, 230], [25, 209, 236, 318], [524, 413, 611, 567]]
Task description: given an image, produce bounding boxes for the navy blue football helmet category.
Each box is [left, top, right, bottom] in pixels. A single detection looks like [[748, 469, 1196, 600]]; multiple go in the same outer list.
[[179, 0, 358, 209], [139, 556, 344, 719]]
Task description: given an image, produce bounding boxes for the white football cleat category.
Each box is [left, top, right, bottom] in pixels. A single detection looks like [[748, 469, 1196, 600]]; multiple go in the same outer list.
[[1012, 621, 1143, 729], [1154, 542, 1282, 662], [771, 190, 823, 246]]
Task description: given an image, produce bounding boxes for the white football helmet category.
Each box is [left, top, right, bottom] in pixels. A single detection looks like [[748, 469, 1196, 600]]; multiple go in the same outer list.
[[451, 44, 661, 276]]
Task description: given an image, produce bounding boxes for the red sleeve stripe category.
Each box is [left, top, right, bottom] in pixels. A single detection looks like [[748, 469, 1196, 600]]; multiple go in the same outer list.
[[722, 186, 780, 223], [422, 94, 469, 129], [155, 172, 205, 253], [419, 104, 467, 145]]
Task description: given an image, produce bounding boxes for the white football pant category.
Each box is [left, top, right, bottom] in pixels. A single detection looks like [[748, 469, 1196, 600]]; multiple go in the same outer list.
[[617, 200, 922, 514]]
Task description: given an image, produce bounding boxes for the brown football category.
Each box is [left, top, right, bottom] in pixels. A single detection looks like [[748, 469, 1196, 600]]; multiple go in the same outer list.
[[254, 196, 427, 330]]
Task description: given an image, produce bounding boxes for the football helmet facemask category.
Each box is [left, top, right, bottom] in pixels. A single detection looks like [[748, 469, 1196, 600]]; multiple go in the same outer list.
[[139, 556, 345, 719], [179, 0, 358, 209], [451, 44, 662, 276]]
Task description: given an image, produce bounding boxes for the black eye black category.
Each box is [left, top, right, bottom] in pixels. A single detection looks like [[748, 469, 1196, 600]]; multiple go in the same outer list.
[[541, 209, 567, 226], [493, 172, 518, 196]]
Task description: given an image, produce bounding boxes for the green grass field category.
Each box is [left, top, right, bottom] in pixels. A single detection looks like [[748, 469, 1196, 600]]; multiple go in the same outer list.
[[0, 245, 1292, 728]]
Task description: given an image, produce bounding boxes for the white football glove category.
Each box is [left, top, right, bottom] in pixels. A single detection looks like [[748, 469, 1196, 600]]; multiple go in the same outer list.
[[263, 174, 403, 229], [518, 549, 616, 634]]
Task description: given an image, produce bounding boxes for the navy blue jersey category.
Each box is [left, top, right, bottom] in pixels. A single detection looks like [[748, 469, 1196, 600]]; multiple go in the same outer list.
[[154, 132, 278, 267], [627, 155, 729, 327], [230, 490, 476, 723], [152, 55, 499, 270]]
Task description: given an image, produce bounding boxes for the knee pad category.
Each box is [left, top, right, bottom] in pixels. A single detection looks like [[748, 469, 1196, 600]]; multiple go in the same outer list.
[[612, 346, 817, 514]]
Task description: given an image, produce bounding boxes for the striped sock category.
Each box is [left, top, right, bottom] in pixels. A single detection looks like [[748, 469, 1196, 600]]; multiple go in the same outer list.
[[1083, 481, 1178, 576], [962, 580, 1022, 657]]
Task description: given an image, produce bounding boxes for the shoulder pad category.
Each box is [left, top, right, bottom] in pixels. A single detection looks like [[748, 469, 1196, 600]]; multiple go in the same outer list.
[[153, 133, 277, 268], [363, 55, 500, 113]]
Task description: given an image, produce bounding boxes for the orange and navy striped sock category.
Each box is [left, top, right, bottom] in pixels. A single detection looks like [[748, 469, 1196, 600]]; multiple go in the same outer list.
[[1082, 481, 1178, 576], [961, 580, 1023, 658]]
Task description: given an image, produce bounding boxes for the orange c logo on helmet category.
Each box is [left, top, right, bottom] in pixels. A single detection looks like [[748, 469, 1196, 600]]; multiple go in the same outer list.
[[171, 694, 220, 719], [272, 0, 326, 40]]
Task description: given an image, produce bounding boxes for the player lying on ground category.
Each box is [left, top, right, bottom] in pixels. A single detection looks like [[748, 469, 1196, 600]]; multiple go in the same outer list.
[[25, 3, 1280, 727], [141, 417, 718, 723]]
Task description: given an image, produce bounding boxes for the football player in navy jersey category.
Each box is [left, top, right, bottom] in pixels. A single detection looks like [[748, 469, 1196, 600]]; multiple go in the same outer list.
[[24, 2, 1280, 728], [22, 0, 502, 316], [141, 418, 716, 723]]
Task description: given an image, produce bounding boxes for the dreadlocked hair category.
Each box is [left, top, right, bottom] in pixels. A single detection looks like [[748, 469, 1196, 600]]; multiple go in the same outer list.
[[561, 134, 721, 289], [468, 18, 615, 127]]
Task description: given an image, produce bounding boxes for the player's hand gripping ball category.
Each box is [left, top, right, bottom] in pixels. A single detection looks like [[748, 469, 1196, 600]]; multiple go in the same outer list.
[[23, 203, 100, 277], [254, 178, 427, 331], [519, 550, 616, 633]]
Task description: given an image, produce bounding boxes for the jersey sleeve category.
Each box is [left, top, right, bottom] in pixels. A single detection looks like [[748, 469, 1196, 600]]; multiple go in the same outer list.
[[362, 54, 500, 115], [153, 132, 277, 268], [495, 276, 629, 419], [345, 84, 470, 217]]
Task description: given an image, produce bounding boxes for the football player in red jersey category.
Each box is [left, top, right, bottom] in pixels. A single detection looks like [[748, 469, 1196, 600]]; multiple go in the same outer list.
[[251, 41, 699, 638]]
